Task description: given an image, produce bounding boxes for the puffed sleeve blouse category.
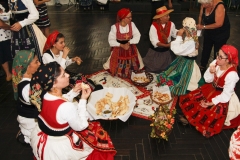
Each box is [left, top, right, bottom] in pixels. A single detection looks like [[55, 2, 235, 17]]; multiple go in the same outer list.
[[204, 60, 239, 105], [108, 22, 141, 47]]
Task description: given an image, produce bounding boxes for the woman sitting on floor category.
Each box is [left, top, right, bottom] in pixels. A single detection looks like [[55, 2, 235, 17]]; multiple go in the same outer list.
[[30, 62, 116, 160], [157, 17, 201, 96], [103, 8, 144, 78], [12, 50, 41, 144], [42, 30, 102, 94], [143, 6, 177, 73], [178, 45, 240, 137]]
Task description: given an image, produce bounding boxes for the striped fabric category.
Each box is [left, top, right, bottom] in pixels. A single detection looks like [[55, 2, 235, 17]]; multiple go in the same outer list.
[[35, 4, 51, 28]]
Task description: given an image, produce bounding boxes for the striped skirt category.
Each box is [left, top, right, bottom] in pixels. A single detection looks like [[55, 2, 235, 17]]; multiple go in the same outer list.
[[35, 3, 51, 28], [157, 56, 194, 96]]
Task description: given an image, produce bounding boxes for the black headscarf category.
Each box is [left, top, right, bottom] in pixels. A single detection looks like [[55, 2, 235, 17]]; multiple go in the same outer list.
[[30, 62, 60, 111]]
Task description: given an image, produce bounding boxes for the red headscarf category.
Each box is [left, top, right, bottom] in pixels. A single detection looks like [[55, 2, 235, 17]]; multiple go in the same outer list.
[[43, 30, 60, 53], [117, 8, 131, 22], [221, 45, 239, 66]]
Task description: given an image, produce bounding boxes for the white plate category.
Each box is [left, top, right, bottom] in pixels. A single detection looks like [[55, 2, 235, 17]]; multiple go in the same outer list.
[[87, 87, 137, 122]]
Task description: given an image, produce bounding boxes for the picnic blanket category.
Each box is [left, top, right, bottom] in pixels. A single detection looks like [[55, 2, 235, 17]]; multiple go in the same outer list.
[[87, 70, 178, 120]]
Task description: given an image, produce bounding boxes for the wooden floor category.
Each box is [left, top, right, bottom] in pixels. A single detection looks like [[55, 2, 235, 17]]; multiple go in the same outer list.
[[0, 4, 240, 160]]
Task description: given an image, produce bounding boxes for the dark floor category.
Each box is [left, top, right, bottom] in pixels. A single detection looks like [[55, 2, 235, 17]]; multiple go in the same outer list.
[[0, 3, 240, 160]]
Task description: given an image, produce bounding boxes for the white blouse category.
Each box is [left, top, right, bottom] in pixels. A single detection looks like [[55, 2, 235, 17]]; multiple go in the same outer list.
[[13, 0, 39, 28], [204, 60, 239, 105], [149, 21, 178, 48], [108, 22, 141, 47], [170, 36, 197, 57], [43, 92, 89, 131], [42, 50, 73, 69]]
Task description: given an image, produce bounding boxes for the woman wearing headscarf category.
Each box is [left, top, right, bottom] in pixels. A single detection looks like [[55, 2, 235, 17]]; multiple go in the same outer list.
[[103, 8, 144, 78], [157, 17, 201, 96], [12, 50, 41, 144], [30, 62, 116, 160], [9, 0, 46, 63], [42, 31, 103, 97], [178, 45, 240, 137]]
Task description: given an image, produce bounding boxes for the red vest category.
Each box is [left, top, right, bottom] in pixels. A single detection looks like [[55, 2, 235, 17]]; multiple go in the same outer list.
[[39, 99, 69, 131], [115, 22, 133, 41], [152, 21, 172, 44], [213, 66, 237, 88]]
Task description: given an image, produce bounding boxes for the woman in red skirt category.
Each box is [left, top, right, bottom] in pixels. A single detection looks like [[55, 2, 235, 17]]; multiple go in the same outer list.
[[103, 8, 144, 78], [178, 45, 240, 137]]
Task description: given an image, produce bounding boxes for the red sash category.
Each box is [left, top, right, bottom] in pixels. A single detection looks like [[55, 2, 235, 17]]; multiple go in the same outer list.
[[152, 21, 172, 44]]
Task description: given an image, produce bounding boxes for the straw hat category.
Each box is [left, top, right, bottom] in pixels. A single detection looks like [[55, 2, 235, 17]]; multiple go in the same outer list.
[[153, 6, 174, 19]]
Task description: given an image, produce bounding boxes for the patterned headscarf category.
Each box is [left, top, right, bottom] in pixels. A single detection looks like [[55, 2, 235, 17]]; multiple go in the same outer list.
[[12, 50, 35, 100], [182, 17, 198, 44], [30, 62, 60, 111], [117, 8, 131, 22], [43, 30, 60, 53], [221, 45, 239, 66]]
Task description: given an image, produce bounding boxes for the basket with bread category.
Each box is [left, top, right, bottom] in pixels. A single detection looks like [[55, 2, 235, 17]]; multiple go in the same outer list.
[[131, 71, 153, 87], [87, 87, 136, 122], [150, 85, 172, 105]]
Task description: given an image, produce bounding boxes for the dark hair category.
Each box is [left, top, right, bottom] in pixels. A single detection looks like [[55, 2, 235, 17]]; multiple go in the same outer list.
[[53, 62, 61, 81], [55, 33, 65, 43]]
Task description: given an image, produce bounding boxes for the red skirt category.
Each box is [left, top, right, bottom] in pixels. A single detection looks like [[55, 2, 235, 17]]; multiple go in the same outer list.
[[78, 121, 116, 160], [179, 83, 228, 137], [109, 44, 140, 78]]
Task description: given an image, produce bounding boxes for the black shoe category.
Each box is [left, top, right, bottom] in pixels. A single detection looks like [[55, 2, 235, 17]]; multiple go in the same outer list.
[[16, 130, 27, 144]]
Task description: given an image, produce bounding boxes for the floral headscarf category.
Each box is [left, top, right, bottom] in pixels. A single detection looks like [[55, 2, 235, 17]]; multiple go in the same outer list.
[[12, 50, 35, 100], [43, 30, 60, 53], [117, 8, 131, 22], [221, 45, 239, 66], [30, 62, 59, 111], [182, 17, 198, 45]]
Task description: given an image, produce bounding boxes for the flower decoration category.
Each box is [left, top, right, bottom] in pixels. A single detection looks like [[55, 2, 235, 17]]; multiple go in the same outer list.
[[149, 105, 176, 141]]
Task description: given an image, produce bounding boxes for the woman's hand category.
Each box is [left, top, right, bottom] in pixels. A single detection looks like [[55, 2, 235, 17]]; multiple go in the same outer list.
[[177, 28, 185, 36], [62, 47, 70, 59], [196, 24, 202, 30], [11, 22, 22, 31], [120, 43, 130, 50], [209, 65, 216, 74], [73, 83, 82, 93], [200, 100, 214, 108], [81, 88, 92, 100], [72, 56, 83, 65]]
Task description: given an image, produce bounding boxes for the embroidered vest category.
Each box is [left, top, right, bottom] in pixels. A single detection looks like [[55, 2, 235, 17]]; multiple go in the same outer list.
[[115, 22, 133, 43], [213, 66, 237, 89], [9, 0, 27, 12], [38, 99, 71, 136]]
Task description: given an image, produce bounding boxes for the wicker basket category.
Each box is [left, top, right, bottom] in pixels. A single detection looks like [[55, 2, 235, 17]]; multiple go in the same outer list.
[[131, 71, 153, 87], [150, 93, 173, 105], [154, 127, 172, 137]]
